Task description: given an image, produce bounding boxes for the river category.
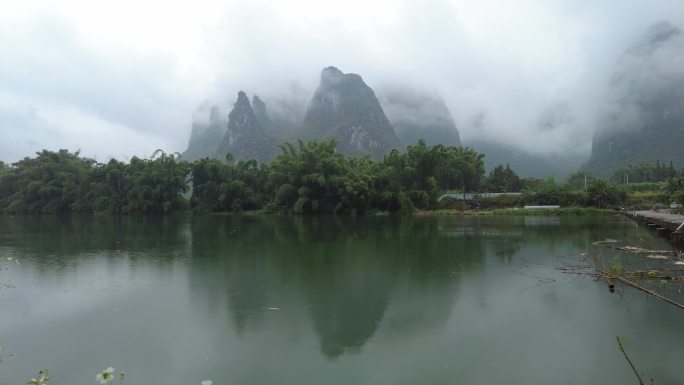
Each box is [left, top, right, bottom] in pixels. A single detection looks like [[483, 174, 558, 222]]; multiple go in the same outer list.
[[1, 214, 683, 384]]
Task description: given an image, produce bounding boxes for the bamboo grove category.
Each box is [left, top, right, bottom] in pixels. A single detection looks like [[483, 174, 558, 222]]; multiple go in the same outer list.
[[0, 140, 485, 215], [1, 139, 683, 215]]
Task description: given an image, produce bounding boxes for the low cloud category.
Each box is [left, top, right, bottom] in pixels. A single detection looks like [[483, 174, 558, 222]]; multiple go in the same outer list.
[[2, 0, 684, 163]]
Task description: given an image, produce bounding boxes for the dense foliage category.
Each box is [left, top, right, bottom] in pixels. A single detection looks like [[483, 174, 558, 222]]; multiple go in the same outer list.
[[482, 164, 522, 192], [586, 179, 626, 208], [0, 141, 486, 215], [1, 140, 680, 215], [190, 155, 270, 212], [610, 161, 677, 184], [664, 174, 684, 208], [0, 150, 189, 214], [513, 175, 626, 208], [0, 150, 95, 214]]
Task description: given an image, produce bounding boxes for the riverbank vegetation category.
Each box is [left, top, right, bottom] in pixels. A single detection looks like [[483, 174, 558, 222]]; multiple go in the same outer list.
[[0, 140, 682, 215]]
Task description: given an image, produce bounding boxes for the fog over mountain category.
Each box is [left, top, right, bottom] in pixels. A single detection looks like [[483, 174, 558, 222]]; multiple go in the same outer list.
[[182, 102, 228, 161], [582, 21, 684, 176], [376, 85, 461, 147], [2, 0, 684, 174]]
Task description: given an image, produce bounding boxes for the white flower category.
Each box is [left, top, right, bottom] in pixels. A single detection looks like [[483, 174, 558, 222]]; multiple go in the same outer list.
[[201, 380, 213, 385], [95, 367, 115, 384], [27, 370, 49, 385]]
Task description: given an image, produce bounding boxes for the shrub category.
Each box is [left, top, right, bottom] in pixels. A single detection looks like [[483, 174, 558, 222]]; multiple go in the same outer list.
[[275, 183, 298, 207]]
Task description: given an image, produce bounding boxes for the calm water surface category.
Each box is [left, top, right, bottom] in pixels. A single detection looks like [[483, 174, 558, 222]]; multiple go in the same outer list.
[[1, 214, 683, 385]]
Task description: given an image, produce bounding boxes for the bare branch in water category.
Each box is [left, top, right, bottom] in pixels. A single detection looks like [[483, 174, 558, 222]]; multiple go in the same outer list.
[[616, 336, 645, 385]]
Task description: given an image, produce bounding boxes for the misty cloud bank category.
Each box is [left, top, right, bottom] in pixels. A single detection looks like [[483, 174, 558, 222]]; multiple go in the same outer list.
[[597, 21, 684, 138], [2, 0, 684, 169]]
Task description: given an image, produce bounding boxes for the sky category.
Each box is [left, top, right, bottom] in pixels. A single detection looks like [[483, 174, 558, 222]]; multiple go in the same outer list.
[[1, 0, 684, 163]]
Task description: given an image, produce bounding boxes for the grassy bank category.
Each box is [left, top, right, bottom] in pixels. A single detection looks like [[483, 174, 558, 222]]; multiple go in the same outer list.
[[431, 207, 615, 216]]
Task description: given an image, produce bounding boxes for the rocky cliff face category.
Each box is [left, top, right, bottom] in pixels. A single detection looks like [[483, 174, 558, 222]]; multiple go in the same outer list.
[[252, 95, 270, 127], [184, 67, 463, 162], [377, 85, 461, 147], [302, 67, 401, 158], [583, 21, 684, 175], [181, 102, 227, 161], [215, 91, 278, 162]]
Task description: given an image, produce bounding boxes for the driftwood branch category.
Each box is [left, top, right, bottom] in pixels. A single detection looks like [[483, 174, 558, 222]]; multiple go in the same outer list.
[[598, 269, 684, 311], [591, 241, 675, 254], [616, 336, 645, 385]]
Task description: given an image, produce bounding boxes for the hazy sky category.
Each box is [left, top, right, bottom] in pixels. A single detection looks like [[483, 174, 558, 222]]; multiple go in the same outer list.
[[1, 0, 683, 163]]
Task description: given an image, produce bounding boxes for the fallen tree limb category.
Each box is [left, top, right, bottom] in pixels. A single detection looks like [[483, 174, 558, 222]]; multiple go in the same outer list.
[[592, 242, 675, 254], [616, 336, 645, 385], [598, 269, 684, 311]]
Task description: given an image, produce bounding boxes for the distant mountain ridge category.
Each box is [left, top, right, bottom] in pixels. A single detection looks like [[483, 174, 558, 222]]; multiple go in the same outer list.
[[181, 67, 564, 178], [214, 91, 279, 163], [302, 66, 401, 158], [182, 66, 458, 162], [181, 103, 227, 162], [583, 21, 684, 176]]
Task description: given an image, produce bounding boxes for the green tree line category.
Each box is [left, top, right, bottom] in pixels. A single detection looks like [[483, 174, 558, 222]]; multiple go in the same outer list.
[[0, 140, 486, 215], [1, 141, 682, 215], [610, 160, 677, 184], [0, 149, 189, 214]]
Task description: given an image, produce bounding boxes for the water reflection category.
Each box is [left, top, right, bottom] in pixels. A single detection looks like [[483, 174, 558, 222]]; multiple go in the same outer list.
[[2, 214, 684, 385], [0, 214, 192, 264], [184, 216, 483, 358]]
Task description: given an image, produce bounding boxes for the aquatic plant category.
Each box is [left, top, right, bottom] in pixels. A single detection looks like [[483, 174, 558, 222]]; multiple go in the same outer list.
[[22, 368, 212, 385], [27, 370, 49, 385], [95, 367, 115, 384]]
